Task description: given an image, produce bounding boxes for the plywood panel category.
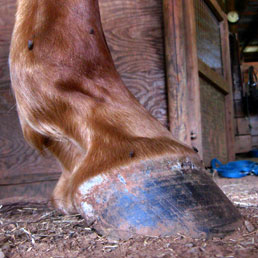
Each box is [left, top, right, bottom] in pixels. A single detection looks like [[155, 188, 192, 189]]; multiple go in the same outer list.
[[99, 0, 168, 127], [200, 77, 227, 165], [0, 112, 59, 178], [0, 0, 60, 201], [0, 0, 16, 89], [0, 110, 60, 200]]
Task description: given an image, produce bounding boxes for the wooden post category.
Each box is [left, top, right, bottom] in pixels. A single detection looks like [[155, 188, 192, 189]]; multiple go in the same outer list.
[[220, 19, 236, 161], [207, 0, 236, 162], [163, 0, 191, 145], [183, 0, 203, 159]]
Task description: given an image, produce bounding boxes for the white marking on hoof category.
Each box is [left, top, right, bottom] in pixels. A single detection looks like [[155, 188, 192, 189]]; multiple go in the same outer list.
[[79, 174, 105, 196], [81, 202, 94, 217]]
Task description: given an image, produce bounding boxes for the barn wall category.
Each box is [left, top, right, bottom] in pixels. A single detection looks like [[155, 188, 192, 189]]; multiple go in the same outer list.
[[241, 62, 258, 150], [0, 0, 60, 201], [99, 0, 168, 127], [199, 77, 228, 164]]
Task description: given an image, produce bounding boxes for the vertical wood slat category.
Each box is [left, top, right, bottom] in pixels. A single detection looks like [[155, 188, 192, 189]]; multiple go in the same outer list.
[[204, 0, 235, 161], [220, 19, 236, 161], [184, 0, 203, 159], [163, 0, 191, 145], [0, 0, 16, 89]]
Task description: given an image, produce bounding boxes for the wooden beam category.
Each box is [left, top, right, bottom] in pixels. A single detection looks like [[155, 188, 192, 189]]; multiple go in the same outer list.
[[220, 20, 236, 161], [163, 0, 191, 144], [198, 59, 230, 94], [184, 0, 203, 159], [204, 0, 227, 21], [0, 173, 60, 186]]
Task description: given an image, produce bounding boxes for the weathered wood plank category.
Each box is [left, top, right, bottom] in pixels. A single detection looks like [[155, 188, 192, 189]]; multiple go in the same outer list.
[[0, 0, 16, 89], [220, 19, 235, 161], [184, 0, 203, 159], [198, 59, 230, 94], [0, 0, 61, 201], [163, 0, 190, 144], [0, 88, 16, 113], [204, 0, 226, 21], [99, 0, 168, 127], [0, 173, 60, 186], [0, 113, 60, 179], [199, 77, 228, 165], [0, 181, 57, 201]]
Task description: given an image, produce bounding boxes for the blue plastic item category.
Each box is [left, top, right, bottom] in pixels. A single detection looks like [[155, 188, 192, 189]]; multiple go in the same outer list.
[[211, 158, 258, 178], [250, 149, 258, 158]]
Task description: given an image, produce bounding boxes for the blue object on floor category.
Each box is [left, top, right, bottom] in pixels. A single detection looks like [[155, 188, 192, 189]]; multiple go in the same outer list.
[[250, 149, 258, 158], [211, 158, 258, 178]]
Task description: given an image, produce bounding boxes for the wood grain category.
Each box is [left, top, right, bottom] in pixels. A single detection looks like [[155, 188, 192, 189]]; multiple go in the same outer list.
[[0, 113, 60, 179], [0, 0, 60, 200], [199, 77, 228, 165], [0, 111, 60, 200], [220, 19, 235, 161], [163, 0, 190, 143], [198, 59, 230, 94], [184, 0, 203, 159], [99, 0, 168, 127], [0, 0, 16, 89]]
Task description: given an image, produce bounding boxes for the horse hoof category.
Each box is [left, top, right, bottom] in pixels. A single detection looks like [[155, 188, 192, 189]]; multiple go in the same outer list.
[[75, 156, 242, 240]]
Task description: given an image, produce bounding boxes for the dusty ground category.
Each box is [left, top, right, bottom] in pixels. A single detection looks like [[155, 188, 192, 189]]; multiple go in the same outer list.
[[0, 174, 257, 258]]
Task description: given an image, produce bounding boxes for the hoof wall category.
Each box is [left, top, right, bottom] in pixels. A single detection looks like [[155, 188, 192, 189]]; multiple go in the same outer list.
[[75, 157, 242, 239]]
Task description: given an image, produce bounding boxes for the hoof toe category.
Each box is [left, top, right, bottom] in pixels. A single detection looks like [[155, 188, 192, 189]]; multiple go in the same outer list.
[[74, 157, 242, 239]]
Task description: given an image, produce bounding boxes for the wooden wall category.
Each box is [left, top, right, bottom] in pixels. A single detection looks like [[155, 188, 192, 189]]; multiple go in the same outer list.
[[99, 0, 168, 127], [0, 0, 60, 201], [241, 62, 258, 150], [0, 0, 168, 201], [199, 77, 228, 164], [163, 0, 234, 165]]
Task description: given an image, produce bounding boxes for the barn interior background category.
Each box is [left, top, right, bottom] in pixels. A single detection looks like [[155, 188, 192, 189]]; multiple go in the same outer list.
[[0, 0, 258, 202]]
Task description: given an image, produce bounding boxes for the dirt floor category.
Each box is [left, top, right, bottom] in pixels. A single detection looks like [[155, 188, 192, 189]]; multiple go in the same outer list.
[[0, 173, 257, 258]]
